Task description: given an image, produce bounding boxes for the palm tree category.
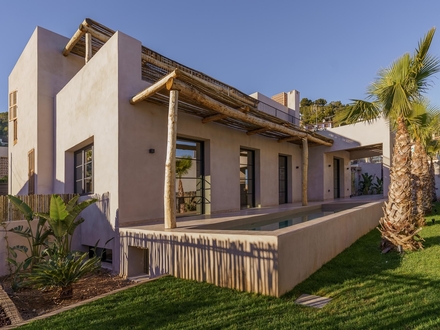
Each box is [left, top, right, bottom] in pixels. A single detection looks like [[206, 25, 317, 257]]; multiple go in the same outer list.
[[335, 28, 440, 251], [407, 108, 430, 226], [407, 104, 440, 219], [176, 155, 193, 213], [426, 123, 440, 203]]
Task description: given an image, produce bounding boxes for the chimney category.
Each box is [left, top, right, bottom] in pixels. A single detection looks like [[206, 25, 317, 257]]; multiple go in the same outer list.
[[271, 92, 288, 107]]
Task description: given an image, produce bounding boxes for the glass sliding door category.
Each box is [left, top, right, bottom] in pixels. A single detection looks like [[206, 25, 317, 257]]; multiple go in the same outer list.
[[240, 149, 255, 208], [176, 139, 204, 215], [279, 155, 288, 204]]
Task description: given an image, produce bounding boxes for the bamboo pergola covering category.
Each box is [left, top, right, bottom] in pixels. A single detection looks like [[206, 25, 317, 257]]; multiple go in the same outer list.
[[64, 18, 333, 147]]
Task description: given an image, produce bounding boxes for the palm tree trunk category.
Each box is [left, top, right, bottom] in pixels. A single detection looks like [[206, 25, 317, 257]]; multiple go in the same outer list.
[[430, 156, 437, 202], [420, 147, 432, 215], [378, 117, 423, 251], [411, 139, 426, 226]]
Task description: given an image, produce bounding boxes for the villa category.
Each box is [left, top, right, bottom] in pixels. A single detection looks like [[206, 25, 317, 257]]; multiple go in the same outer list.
[[6, 19, 391, 296]]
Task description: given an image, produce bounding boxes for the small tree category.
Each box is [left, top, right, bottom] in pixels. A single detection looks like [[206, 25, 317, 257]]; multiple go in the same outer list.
[[7, 195, 52, 272], [18, 195, 102, 299], [36, 195, 97, 257]]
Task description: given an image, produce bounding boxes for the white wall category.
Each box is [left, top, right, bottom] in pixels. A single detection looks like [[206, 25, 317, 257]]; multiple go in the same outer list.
[[55, 32, 130, 251], [318, 117, 392, 197], [8, 27, 83, 196]]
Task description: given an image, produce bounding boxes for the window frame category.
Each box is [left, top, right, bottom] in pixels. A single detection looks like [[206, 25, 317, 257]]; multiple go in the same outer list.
[[9, 90, 17, 144], [28, 149, 35, 195], [74, 144, 94, 195]]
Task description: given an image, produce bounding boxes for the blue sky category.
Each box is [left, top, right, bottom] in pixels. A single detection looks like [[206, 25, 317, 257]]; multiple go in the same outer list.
[[1, 0, 440, 111]]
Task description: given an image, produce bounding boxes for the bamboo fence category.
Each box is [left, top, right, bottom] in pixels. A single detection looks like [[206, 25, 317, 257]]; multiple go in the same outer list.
[[0, 194, 77, 222]]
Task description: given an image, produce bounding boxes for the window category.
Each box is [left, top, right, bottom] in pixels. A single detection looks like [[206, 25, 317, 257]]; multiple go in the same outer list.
[[28, 149, 35, 195], [240, 149, 255, 208], [9, 91, 17, 144], [74, 144, 93, 194], [175, 139, 205, 215]]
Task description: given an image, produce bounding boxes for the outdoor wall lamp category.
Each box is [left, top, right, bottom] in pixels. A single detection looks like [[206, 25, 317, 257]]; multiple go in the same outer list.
[[149, 149, 155, 154]]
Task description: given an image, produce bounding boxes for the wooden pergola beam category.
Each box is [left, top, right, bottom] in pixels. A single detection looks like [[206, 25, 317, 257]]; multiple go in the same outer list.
[[63, 19, 89, 56], [129, 71, 177, 104], [63, 22, 258, 109], [202, 114, 228, 123], [166, 79, 332, 147], [247, 127, 269, 136], [278, 136, 300, 143]]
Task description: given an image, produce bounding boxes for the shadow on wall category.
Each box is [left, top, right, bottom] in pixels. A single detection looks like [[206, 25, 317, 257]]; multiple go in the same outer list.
[[121, 230, 279, 296], [4, 178, 118, 270]]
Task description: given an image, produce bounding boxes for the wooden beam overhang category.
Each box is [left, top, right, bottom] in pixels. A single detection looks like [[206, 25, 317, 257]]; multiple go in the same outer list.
[[202, 114, 228, 123], [278, 136, 298, 143], [65, 19, 332, 147], [130, 75, 332, 147], [129, 71, 177, 104], [63, 20, 258, 109], [247, 128, 269, 136], [63, 18, 111, 56], [164, 79, 333, 147]]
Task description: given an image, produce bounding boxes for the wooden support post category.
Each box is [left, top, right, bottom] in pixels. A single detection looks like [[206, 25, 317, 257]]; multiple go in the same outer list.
[[164, 89, 179, 229], [302, 137, 308, 206], [85, 33, 92, 63]]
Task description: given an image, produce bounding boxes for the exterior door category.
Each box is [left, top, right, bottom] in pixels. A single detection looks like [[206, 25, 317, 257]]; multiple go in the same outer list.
[[334, 158, 341, 198], [279, 155, 288, 204], [240, 149, 255, 208]]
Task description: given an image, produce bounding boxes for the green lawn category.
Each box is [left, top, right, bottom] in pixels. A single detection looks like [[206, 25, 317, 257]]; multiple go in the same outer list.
[[18, 204, 440, 329]]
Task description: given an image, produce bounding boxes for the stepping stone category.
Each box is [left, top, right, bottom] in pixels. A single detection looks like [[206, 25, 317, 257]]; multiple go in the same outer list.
[[295, 294, 332, 308]]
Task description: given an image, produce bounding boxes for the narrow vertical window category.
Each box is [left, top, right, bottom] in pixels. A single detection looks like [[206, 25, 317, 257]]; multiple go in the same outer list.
[[9, 91, 17, 144], [74, 144, 93, 195], [28, 149, 35, 195]]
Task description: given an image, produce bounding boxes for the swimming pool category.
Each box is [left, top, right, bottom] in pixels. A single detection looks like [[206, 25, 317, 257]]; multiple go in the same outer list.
[[223, 205, 353, 231]]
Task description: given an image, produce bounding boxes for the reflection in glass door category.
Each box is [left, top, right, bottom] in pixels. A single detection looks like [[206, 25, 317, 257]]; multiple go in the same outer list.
[[176, 139, 204, 215], [279, 155, 288, 204], [240, 149, 255, 208]]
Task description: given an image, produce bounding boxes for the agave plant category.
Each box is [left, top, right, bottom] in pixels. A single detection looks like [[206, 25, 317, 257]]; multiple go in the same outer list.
[[22, 247, 101, 299]]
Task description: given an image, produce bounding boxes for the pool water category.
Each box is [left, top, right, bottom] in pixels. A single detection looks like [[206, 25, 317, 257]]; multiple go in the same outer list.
[[227, 209, 342, 231]]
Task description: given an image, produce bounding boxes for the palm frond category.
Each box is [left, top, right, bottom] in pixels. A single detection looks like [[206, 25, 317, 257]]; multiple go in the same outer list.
[[333, 100, 380, 125]]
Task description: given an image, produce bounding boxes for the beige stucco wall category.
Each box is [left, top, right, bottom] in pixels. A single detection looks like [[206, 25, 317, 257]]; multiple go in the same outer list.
[[0, 220, 40, 277], [55, 32, 132, 252], [320, 117, 392, 196], [8, 27, 83, 196], [277, 201, 383, 295]]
